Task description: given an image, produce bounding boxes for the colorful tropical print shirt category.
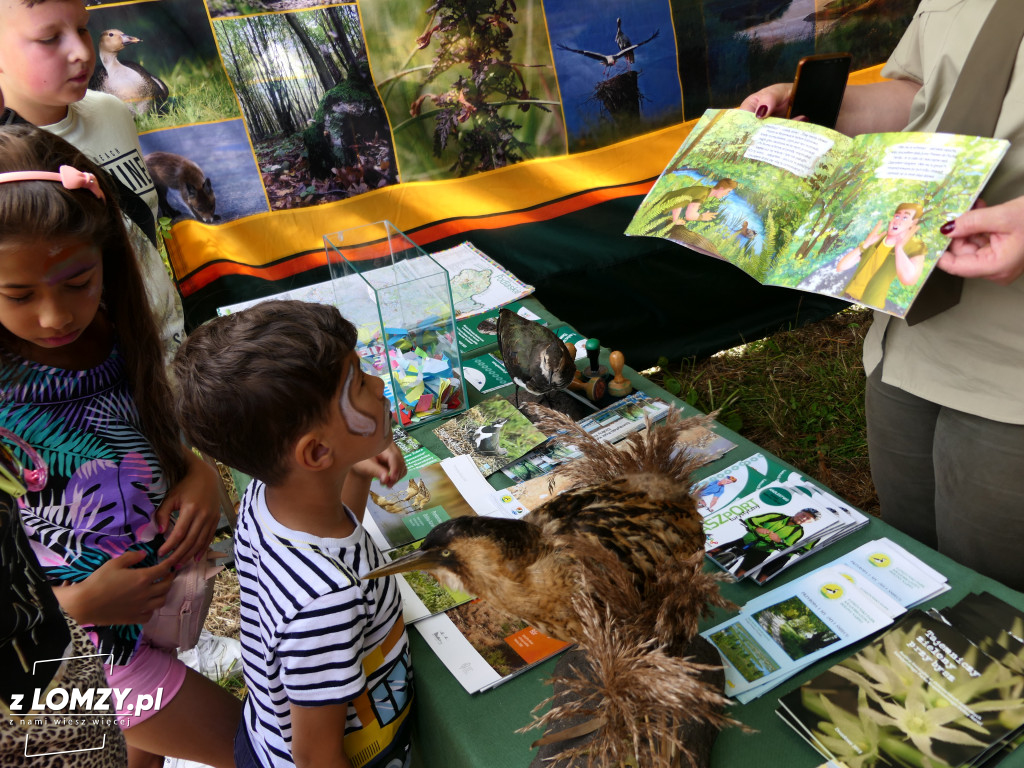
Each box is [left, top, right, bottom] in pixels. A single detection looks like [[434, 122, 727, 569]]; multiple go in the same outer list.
[[0, 346, 166, 664]]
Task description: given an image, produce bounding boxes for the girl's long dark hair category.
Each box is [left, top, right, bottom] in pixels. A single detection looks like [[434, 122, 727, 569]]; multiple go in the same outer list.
[[0, 125, 187, 486]]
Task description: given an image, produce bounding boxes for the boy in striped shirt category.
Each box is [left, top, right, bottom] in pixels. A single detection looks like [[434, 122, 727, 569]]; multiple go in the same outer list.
[[173, 299, 412, 768]]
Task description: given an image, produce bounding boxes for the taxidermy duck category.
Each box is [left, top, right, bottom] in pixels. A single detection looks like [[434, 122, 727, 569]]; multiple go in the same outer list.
[[496, 309, 576, 406], [89, 30, 169, 116], [365, 408, 738, 766]]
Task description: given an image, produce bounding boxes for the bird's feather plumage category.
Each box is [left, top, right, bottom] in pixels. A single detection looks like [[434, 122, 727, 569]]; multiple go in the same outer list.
[[366, 407, 726, 643], [497, 309, 576, 403], [364, 406, 737, 765], [89, 30, 168, 116]]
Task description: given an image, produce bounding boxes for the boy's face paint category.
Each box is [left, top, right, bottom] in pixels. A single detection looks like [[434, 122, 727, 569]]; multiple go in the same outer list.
[[327, 354, 392, 468], [339, 360, 380, 437]]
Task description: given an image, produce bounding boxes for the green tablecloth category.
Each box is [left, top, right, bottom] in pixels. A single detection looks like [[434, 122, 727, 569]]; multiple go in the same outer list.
[[403, 298, 1024, 768]]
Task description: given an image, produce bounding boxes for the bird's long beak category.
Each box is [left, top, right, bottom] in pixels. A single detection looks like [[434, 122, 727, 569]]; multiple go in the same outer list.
[[362, 548, 446, 580]]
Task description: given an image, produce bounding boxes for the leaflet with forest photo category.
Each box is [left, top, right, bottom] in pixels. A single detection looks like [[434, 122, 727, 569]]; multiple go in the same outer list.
[[501, 392, 674, 482], [701, 564, 903, 703], [502, 392, 735, 483], [626, 108, 1009, 317]]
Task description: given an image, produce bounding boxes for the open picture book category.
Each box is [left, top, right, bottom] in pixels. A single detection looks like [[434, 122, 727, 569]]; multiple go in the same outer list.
[[626, 108, 1008, 318]]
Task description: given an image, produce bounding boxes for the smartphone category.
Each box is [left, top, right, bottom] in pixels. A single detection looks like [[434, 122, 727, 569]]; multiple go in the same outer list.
[[787, 52, 852, 129]]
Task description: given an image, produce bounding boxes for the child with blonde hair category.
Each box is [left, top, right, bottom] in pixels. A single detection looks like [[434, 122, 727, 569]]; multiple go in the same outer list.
[[0, 0, 185, 365]]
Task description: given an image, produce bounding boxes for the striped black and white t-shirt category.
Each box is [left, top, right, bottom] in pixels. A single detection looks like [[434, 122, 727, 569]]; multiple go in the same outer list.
[[234, 481, 413, 768]]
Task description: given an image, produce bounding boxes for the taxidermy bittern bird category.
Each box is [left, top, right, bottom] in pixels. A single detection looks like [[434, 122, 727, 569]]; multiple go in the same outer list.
[[365, 407, 738, 767], [496, 309, 576, 407]]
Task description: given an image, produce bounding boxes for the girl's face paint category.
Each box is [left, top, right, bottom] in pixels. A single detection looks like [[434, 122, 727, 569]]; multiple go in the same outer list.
[[0, 237, 103, 360], [339, 360, 380, 437]]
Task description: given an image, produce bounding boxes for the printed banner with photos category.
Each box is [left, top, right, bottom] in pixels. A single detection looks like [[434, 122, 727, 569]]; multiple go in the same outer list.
[[81, 0, 916, 349]]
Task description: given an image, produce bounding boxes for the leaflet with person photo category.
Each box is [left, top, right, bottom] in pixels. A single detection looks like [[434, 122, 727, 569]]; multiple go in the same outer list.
[[739, 502, 869, 585], [625, 108, 1008, 317], [695, 452, 867, 583]]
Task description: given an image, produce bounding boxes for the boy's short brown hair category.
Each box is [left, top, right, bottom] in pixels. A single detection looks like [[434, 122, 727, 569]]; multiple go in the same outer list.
[[173, 300, 358, 485]]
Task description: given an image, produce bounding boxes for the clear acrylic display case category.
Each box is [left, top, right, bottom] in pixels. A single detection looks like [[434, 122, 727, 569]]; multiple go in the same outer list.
[[324, 221, 466, 427]]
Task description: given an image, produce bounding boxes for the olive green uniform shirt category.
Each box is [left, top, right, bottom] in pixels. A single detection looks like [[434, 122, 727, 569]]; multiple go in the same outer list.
[[863, 0, 1024, 423]]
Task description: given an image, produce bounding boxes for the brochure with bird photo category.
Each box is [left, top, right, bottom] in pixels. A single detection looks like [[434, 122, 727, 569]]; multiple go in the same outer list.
[[777, 610, 1024, 768], [364, 460, 477, 550], [625, 108, 1009, 317], [432, 395, 548, 476], [363, 455, 526, 551], [381, 539, 476, 625]]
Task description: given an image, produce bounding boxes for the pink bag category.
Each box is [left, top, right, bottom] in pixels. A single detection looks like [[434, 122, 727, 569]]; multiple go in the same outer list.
[[142, 556, 222, 651]]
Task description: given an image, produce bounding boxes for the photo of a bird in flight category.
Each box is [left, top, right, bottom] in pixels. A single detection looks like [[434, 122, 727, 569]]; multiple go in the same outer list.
[[557, 28, 659, 74], [615, 17, 635, 63]]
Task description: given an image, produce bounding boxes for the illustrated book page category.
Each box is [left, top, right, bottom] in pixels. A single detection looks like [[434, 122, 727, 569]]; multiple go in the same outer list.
[[626, 108, 1008, 317]]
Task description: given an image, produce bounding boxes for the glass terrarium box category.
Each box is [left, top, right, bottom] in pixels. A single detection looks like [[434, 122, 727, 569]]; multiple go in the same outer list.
[[324, 221, 466, 427]]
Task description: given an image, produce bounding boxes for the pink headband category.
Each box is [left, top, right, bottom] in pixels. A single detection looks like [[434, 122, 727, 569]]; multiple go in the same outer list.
[[0, 165, 106, 201]]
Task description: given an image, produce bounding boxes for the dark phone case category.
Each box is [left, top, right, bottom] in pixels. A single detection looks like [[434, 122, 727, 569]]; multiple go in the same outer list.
[[788, 53, 852, 129]]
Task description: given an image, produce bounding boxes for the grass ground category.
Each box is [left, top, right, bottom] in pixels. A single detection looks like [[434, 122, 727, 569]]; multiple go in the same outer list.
[[642, 305, 879, 516]]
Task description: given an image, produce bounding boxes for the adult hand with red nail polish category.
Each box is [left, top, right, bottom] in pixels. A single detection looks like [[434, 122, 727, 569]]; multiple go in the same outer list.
[[737, 83, 793, 118], [937, 196, 1024, 285]]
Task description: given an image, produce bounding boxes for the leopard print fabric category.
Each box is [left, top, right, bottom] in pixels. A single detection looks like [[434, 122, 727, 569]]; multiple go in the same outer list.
[[1, 489, 126, 767], [1, 620, 128, 767]]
